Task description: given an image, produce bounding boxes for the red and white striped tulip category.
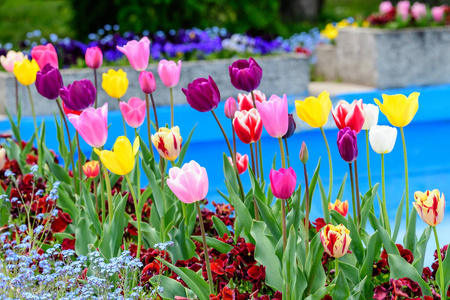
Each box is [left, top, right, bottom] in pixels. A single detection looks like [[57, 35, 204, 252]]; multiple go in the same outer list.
[[332, 99, 365, 133], [233, 108, 263, 144], [320, 224, 352, 258], [413, 190, 445, 227]]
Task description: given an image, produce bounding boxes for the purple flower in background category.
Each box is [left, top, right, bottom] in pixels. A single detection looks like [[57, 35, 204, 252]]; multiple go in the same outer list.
[[337, 127, 358, 163]]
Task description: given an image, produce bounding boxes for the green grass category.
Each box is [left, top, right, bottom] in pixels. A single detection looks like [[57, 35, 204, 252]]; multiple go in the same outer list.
[[321, 0, 381, 23]]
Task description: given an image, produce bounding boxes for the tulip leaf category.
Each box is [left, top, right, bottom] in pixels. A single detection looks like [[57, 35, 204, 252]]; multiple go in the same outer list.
[[301, 158, 321, 212], [283, 225, 307, 299], [403, 208, 417, 252], [162, 261, 209, 300], [212, 216, 231, 238], [169, 222, 196, 262], [369, 211, 399, 256], [224, 180, 253, 239], [81, 184, 102, 237], [349, 276, 367, 300], [318, 177, 331, 224], [147, 168, 165, 219], [176, 124, 196, 167], [138, 188, 152, 216], [440, 247, 450, 298], [412, 226, 431, 274], [304, 285, 335, 300], [6, 139, 26, 174], [331, 269, 350, 299], [54, 114, 68, 165], [360, 183, 378, 229], [306, 233, 326, 296], [5, 107, 22, 146], [138, 135, 153, 162], [191, 235, 233, 254], [336, 173, 347, 201], [57, 187, 79, 224], [347, 215, 364, 266], [360, 231, 381, 286], [149, 275, 188, 299], [330, 210, 347, 227], [339, 260, 361, 288], [75, 217, 97, 256], [222, 153, 239, 196], [131, 221, 159, 249], [392, 191, 405, 242]]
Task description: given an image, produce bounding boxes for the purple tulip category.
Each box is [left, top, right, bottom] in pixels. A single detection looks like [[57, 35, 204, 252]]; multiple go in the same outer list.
[[270, 167, 297, 200], [182, 76, 220, 112], [337, 127, 358, 163], [60, 79, 96, 111], [282, 114, 297, 139], [35, 63, 63, 100], [229, 57, 263, 92]]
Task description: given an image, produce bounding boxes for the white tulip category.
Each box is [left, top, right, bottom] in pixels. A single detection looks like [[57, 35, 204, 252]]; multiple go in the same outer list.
[[362, 104, 379, 130], [369, 125, 397, 154], [0, 148, 5, 170]]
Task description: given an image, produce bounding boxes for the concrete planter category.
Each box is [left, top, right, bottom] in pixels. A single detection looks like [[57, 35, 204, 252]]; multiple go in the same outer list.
[[0, 54, 309, 116], [335, 26, 450, 89], [315, 44, 338, 81]]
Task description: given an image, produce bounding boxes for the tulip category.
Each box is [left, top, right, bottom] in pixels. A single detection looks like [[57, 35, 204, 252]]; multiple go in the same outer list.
[[229, 57, 263, 92], [283, 114, 297, 139], [270, 167, 297, 200], [85, 46, 103, 69], [329, 199, 349, 217], [299, 141, 309, 164], [151, 126, 183, 161], [295, 91, 332, 128], [94, 136, 139, 175], [432, 6, 446, 22], [233, 108, 263, 144], [369, 125, 397, 154], [167, 160, 208, 204], [413, 190, 445, 227], [362, 104, 379, 130], [35, 64, 64, 100], [411, 2, 427, 20], [397, 1, 411, 21], [337, 127, 358, 163], [255, 94, 288, 138], [158, 59, 182, 88], [68, 103, 108, 148], [102, 69, 129, 99], [375, 92, 419, 128], [237, 90, 266, 111], [60, 79, 96, 111], [224, 97, 238, 119], [62, 102, 82, 116], [31, 44, 59, 69], [332, 99, 365, 133], [380, 1, 394, 14], [13, 58, 40, 86], [182, 76, 221, 112], [1, 50, 27, 72], [0, 148, 5, 170], [139, 71, 157, 94], [83, 161, 100, 178], [228, 153, 249, 174], [120, 97, 146, 128], [320, 224, 352, 258], [117, 37, 150, 71]]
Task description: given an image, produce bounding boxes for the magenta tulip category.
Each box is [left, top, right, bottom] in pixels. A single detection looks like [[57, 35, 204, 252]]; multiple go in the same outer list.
[[229, 57, 263, 92], [85, 46, 103, 69], [60, 79, 96, 111], [224, 97, 238, 119], [270, 167, 297, 200], [158, 59, 182, 88], [68, 103, 108, 148], [119, 97, 146, 128], [182, 76, 220, 112], [31, 44, 58, 70], [255, 94, 288, 138], [167, 160, 209, 204], [337, 127, 358, 163], [117, 37, 150, 71], [35, 64, 63, 100], [139, 71, 157, 94]]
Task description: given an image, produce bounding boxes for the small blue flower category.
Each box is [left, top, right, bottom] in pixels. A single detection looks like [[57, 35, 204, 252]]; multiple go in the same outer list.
[[4, 170, 15, 177]]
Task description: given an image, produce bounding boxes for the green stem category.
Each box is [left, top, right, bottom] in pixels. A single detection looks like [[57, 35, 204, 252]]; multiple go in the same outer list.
[[433, 226, 445, 296], [303, 163, 310, 257], [365, 130, 372, 189], [76, 133, 83, 193], [159, 157, 166, 242], [150, 93, 159, 130], [125, 174, 141, 259], [144, 94, 154, 158], [320, 127, 333, 202], [335, 257, 339, 274], [249, 143, 260, 221], [101, 163, 113, 224], [349, 163, 356, 222], [170, 87, 174, 128], [27, 85, 38, 136], [258, 139, 264, 182], [284, 138, 290, 168], [196, 201, 215, 295], [400, 127, 410, 227], [94, 69, 98, 108], [15, 78, 19, 115], [354, 159, 361, 229], [99, 160, 106, 224], [117, 98, 127, 137], [278, 137, 286, 169], [381, 154, 391, 234], [254, 139, 260, 178], [281, 197, 287, 251]]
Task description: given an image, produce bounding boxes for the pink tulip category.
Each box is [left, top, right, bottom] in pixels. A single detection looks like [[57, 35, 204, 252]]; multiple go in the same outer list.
[[255, 94, 288, 138], [119, 97, 146, 128], [167, 160, 209, 204], [270, 167, 297, 200], [158, 59, 182, 88], [0, 50, 27, 72], [411, 2, 427, 20], [224, 97, 238, 119], [332, 99, 365, 133], [85, 46, 103, 69], [117, 37, 150, 71], [431, 6, 445, 22], [237, 90, 266, 111], [380, 1, 394, 14], [31, 44, 59, 69], [228, 152, 249, 174], [68, 103, 108, 148], [397, 1, 411, 21], [139, 71, 157, 94]]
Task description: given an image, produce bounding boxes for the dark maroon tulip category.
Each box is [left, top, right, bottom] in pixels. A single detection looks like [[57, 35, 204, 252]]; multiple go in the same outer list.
[[229, 57, 263, 92], [59, 79, 96, 111], [35, 63, 63, 100], [282, 114, 297, 139], [337, 127, 358, 163], [182, 76, 220, 112]]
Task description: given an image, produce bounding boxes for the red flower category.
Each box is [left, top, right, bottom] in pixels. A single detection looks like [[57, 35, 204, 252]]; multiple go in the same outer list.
[[313, 218, 327, 232], [247, 265, 265, 281], [51, 210, 73, 233], [381, 244, 414, 264], [233, 108, 263, 144], [61, 238, 75, 250]]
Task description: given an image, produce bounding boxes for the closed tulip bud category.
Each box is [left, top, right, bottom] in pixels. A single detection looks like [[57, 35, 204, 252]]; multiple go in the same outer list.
[[31, 44, 59, 69], [35, 64, 64, 100], [332, 99, 365, 133], [411, 2, 427, 20], [151, 126, 183, 161], [1, 50, 27, 72], [369, 125, 397, 154], [233, 108, 263, 144], [329, 199, 349, 217], [362, 104, 379, 130], [413, 190, 445, 226], [85, 46, 103, 69], [337, 127, 358, 163], [432, 6, 446, 22], [102, 69, 129, 99], [68, 103, 108, 148], [167, 160, 209, 204], [158, 59, 182, 88], [83, 161, 100, 178], [397, 1, 411, 21], [60, 79, 96, 111], [95, 136, 139, 175], [229, 57, 263, 92], [299, 141, 309, 164], [379, 1, 394, 14], [375, 92, 419, 128], [117, 37, 150, 71], [0, 148, 5, 170], [13, 58, 40, 86], [182, 76, 221, 112], [237, 90, 266, 111], [224, 97, 238, 119], [228, 153, 249, 174], [255, 94, 288, 138], [320, 224, 352, 258], [283, 114, 297, 139], [139, 71, 157, 94], [270, 167, 297, 200], [295, 91, 332, 128], [120, 97, 146, 128]]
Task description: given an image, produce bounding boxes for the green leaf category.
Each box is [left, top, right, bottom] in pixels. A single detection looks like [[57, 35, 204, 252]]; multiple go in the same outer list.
[[81, 184, 102, 237], [331, 269, 350, 299], [412, 226, 431, 274], [131, 221, 159, 249], [304, 285, 335, 300], [306, 233, 326, 296], [149, 275, 187, 299], [392, 192, 405, 242], [212, 216, 231, 238], [369, 212, 400, 256], [75, 217, 97, 256], [222, 153, 239, 196], [349, 276, 368, 300], [440, 246, 450, 297], [360, 183, 379, 228], [162, 261, 209, 300], [347, 215, 364, 265], [302, 158, 321, 212], [225, 180, 253, 239], [330, 210, 347, 227], [403, 208, 417, 252], [58, 188, 79, 224], [176, 124, 196, 167], [147, 168, 165, 219], [5, 107, 22, 145], [318, 177, 330, 224], [336, 173, 347, 201], [360, 232, 381, 284], [191, 235, 233, 254], [169, 222, 196, 262], [339, 260, 361, 288]]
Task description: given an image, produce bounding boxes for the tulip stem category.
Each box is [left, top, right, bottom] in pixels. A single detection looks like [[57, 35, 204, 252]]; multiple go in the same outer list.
[[258, 140, 264, 182], [320, 127, 333, 202], [144, 94, 154, 158], [249, 143, 260, 221], [195, 201, 215, 295], [15, 78, 19, 115], [76, 133, 83, 192], [211, 110, 233, 160], [231, 119, 237, 157], [27, 85, 44, 174], [125, 174, 142, 259], [150, 93, 159, 130], [101, 163, 114, 224], [400, 127, 410, 227], [98, 160, 106, 224], [278, 137, 286, 169], [254, 141, 260, 179], [250, 90, 264, 181], [284, 138, 291, 168], [335, 258, 339, 274], [117, 98, 127, 137], [281, 197, 287, 251], [303, 162, 310, 257], [349, 163, 357, 223], [170, 87, 174, 128], [93, 177, 98, 213], [354, 159, 361, 230], [365, 130, 372, 189], [159, 157, 166, 242], [432, 226, 445, 295], [381, 154, 391, 235], [93, 69, 98, 109]]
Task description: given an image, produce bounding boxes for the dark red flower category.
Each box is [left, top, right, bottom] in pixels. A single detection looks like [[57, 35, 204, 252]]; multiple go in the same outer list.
[[313, 218, 327, 232], [247, 265, 265, 281], [51, 210, 73, 233], [61, 238, 75, 250], [381, 244, 414, 264]]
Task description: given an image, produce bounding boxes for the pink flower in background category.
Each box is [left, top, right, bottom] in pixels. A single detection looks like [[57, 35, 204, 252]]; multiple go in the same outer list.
[[167, 160, 209, 204], [397, 1, 411, 20], [379, 1, 394, 14], [120, 97, 146, 128], [0, 50, 27, 72], [158, 59, 182, 88], [237, 90, 266, 111], [85, 46, 103, 69], [411, 2, 427, 20], [431, 6, 446, 22], [255, 94, 288, 138], [117, 37, 150, 71], [68, 103, 108, 148], [270, 167, 297, 200], [31, 44, 59, 69], [228, 153, 249, 174], [224, 97, 238, 119], [139, 71, 157, 94]]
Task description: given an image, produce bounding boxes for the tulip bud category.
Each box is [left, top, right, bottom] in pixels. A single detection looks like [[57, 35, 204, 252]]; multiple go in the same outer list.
[[224, 97, 238, 119], [320, 224, 352, 258], [270, 167, 297, 200], [299, 141, 309, 164], [117, 37, 150, 71], [120, 97, 146, 128], [432, 6, 446, 22], [85, 46, 103, 69], [337, 127, 358, 163], [13, 58, 40, 86], [60, 79, 96, 111], [158, 59, 182, 88], [233, 109, 263, 144], [228, 153, 249, 174], [379, 1, 393, 14], [332, 99, 365, 133], [151, 126, 183, 161], [35, 64, 64, 100], [83, 161, 100, 178], [94, 137, 140, 176], [167, 160, 209, 204], [31, 44, 59, 69], [256, 94, 289, 138], [362, 104, 379, 130], [413, 190, 445, 227], [229, 57, 263, 92], [237, 90, 266, 111], [369, 125, 397, 154], [329, 199, 348, 217], [139, 71, 157, 94], [374, 92, 419, 128], [1, 50, 27, 73], [0, 148, 6, 170], [295, 91, 332, 128], [282, 114, 296, 139], [102, 69, 129, 99], [182, 76, 220, 113]]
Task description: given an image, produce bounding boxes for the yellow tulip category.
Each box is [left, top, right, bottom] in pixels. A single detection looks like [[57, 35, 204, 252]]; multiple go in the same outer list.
[[94, 136, 139, 175], [151, 126, 182, 161], [320, 224, 352, 258], [13, 58, 40, 86], [102, 69, 129, 99], [413, 189, 445, 227], [374, 92, 419, 127], [295, 91, 332, 128]]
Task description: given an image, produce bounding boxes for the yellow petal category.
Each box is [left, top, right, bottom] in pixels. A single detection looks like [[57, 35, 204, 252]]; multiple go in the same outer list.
[[133, 137, 140, 156], [100, 150, 125, 175]]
